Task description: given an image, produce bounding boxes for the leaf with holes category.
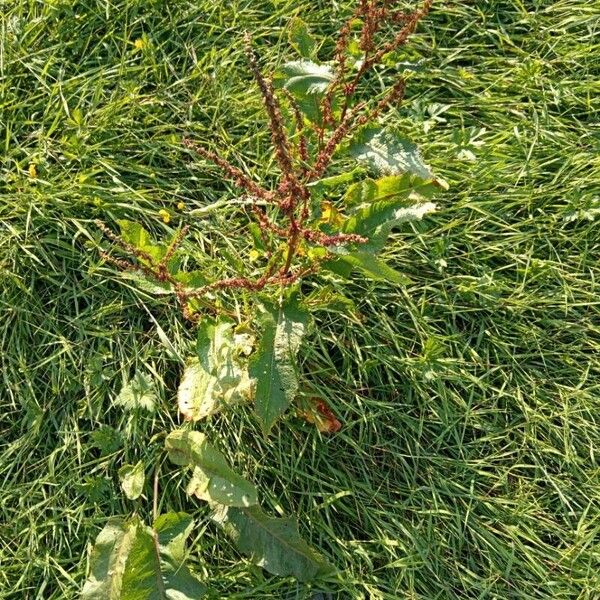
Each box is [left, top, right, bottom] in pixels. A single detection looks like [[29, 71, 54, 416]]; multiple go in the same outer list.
[[212, 504, 334, 581], [177, 317, 254, 421], [166, 430, 257, 507]]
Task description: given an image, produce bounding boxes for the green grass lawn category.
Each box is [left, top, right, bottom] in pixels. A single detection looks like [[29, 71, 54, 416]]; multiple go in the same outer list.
[[1, 0, 599, 598]]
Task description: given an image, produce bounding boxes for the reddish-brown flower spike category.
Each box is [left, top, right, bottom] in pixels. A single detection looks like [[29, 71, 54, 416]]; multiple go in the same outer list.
[[183, 138, 274, 202], [309, 102, 366, 181], [160, 225, 190, 268], [243, 35, 297, 181], [283, 90, 309, 167], [301, 229, 368, 246]]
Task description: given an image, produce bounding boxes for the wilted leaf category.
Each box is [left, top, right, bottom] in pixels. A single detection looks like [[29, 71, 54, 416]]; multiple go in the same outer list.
[[297, 398, 342, 433], [177, 317, 254, 421], [118, 461, 145, 500], [81, 518, 136, 599], [212, 504, 334, 581], [348, 127, 448, 188], [319, 201, 344, 227], [288, 17, 315, 58], [114, 372, 157, 413], [250, 296, 309, 434], [165, 430, 258, 507]]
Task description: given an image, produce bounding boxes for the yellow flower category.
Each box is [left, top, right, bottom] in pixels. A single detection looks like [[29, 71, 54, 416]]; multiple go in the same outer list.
[[134, 38, 145, 50], [319, 201, 344, 227], [248, 249, 260, 262], [177, 201, 185, 210], [158, 209, 171, 223], [28, 164, 37, 178]]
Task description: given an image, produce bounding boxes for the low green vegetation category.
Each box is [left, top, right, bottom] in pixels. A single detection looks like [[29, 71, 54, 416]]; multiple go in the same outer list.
[[1, 0, 599, 598]]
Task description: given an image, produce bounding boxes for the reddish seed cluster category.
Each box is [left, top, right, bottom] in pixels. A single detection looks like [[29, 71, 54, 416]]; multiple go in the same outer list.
[[98, 1, 433, 321]]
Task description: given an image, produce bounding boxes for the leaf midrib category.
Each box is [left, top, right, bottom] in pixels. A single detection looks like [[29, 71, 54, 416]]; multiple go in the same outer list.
[[240, 507, 318, 566]]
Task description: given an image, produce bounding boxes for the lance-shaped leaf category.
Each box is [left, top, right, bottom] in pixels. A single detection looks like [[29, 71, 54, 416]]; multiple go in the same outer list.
[[348, 127, 448, 188], [81, 514, 206, 599], [178, 317, 254, 421], [250, 297, 309, 434], [166, 430, 257, 507], [212, 504, 334, 582], [333, 251, 412, 285], [323, 185, 436, 283]]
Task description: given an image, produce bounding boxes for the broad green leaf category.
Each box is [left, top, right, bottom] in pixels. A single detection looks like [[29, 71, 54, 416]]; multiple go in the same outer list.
[[212, 504, 334, 582], [118, 461, 145, 500], [114, 372, 157, 413], [177, 317, 254, 421], [335, 251, 412, 285], [249, 297, 309, 434], [81, 518, 136, 599], [344, 174, 438, 207], [90, 426, 123, 456], [81, 514, 206, 599], [274, 60, 334, 96], [165, 430, 257, 507], [120, 515, 206, 600], [274, 61, 334, 123], [308, 167, 366, 200], [343, 198, 437, 252], [117, 220, 152, 250], [348, 127, 448, 188], [288, 17, 315, 58], [248, 222, 266, 251]]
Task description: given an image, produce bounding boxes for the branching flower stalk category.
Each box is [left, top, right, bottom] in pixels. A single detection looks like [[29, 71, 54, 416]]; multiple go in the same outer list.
[[97, 0, 434, 322]]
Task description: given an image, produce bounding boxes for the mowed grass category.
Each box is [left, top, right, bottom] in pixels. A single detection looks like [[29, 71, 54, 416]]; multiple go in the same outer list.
[[1, 0, 599, 598]]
